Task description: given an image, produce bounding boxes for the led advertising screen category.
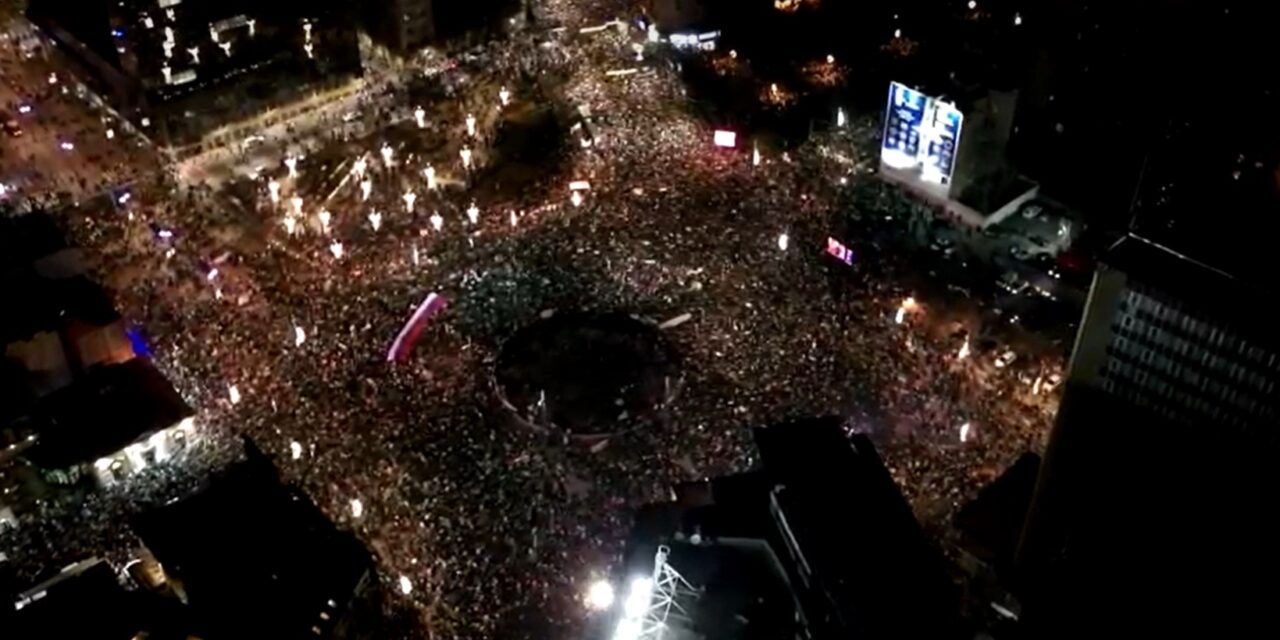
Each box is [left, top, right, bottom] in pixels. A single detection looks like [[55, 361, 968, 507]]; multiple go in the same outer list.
[[922, 100, 963, 186], [881, 82, 926, 170], [880, 81, 964, 187]]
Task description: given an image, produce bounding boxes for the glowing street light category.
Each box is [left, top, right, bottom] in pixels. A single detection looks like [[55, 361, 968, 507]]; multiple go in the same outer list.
[[837, 107, 847, 128], [290, 441, 303, 460], [430, 211, 443, 232], [777, 232, 789, 252], [753, 144, 761, 167], [294, 325, 307, 347], [105, 128, 115, 140], [959, 421, 972, 443], [368, 211, 383, 231], [570, 190, 583, 207], [398, 575, 413, 595], [466, 202, 479, 224], [465, 113, 477, 137], [414, 106, 426, 129], [510, 211, 518, 227], [585, 579, 615, 610], [228, 384, 241, 405], [1014, 13, 1023, 26]]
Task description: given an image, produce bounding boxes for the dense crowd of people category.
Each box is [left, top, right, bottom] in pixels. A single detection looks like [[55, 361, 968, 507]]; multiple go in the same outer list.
[[3, 2, 1060, 638]]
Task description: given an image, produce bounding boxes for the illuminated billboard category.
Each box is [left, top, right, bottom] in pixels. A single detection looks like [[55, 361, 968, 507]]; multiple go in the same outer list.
[[881, 82, 964, 187]]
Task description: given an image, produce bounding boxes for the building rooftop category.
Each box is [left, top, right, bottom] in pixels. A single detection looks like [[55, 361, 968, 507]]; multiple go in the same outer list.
[[20, 358, 192, 469], [132, 449, 373, 639], [615, 417, 960, 640], [10, 559, 143, 639]]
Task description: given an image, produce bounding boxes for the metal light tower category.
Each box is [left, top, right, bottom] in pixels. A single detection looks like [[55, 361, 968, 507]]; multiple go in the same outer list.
[[614, 545, 699, 640]]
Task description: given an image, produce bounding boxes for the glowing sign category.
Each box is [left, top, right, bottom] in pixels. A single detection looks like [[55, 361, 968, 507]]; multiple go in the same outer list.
[[826, 237, 855, 265], [881, 81, 964, 187], [922, 99, 963, 185], [713, 130, 737, 148], [882, 82, 926, 169]]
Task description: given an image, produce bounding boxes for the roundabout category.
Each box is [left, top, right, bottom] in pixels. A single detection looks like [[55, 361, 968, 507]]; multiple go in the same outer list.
[[494, 311, 678, 436]]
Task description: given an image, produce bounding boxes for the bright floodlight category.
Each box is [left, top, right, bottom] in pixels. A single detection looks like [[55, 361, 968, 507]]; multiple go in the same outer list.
[[713, 130, 737, 148], [613, 617, 642, 640], [585, 579, 615, 610], [623, 577, 653, 618]]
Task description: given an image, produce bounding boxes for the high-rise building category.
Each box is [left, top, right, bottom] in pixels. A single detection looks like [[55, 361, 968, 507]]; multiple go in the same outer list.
[[26, 0, 362, 149], [1017, 233, 1280, 637]]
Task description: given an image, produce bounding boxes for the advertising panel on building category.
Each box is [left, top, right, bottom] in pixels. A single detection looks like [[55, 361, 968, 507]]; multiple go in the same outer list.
[[880, 81, 964, 188]]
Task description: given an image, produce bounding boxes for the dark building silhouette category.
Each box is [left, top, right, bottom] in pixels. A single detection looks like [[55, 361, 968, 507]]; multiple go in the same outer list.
[[1018, 234, 1280, 638], [616, 417, 960, 640], [26, 0, 362, 148]]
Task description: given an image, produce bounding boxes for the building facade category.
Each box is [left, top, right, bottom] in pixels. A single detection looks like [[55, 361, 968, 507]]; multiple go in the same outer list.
[[27, 0, 362, 149], [1017, 234, 1280, 638]]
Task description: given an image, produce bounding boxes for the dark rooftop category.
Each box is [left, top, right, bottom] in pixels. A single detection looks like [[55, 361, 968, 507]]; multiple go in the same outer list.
[[132, 449, 373, 640], [10, 559, 142, 640], [21, 358, 192, 469]]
